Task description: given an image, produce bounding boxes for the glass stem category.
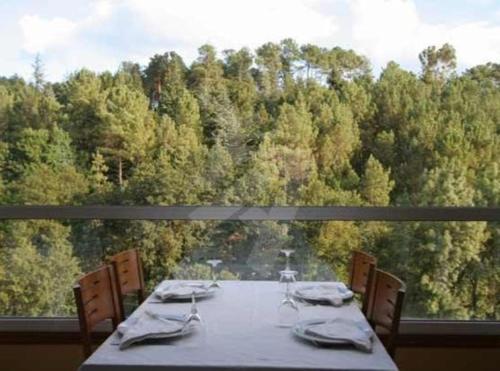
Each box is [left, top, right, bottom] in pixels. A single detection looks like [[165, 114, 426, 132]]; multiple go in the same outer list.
[[191, 291, 196, 312]]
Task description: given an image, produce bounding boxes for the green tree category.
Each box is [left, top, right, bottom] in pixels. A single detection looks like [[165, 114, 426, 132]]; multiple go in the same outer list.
[[419, 43, 457, 83], [99, 82, 155, 187], [60, 69, 108, 163], [223, 48, 257, 124], [32, 54, 45, 91], [360, 155, 394, 206], [255, 42, 283, 98], [0, 221, 81, 315]]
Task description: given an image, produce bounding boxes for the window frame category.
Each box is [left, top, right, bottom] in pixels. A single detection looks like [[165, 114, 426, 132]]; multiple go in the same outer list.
[[0, 205, 498, 221], [0, 205, 499, 346]]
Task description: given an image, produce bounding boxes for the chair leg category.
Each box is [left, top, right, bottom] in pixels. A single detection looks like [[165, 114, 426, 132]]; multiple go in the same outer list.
[[74, 284, 93, 359], [362, 262, 376, 316], [387, 342, 396, 359], [82, 334, 92, 359], [138, 289, 145, 304]]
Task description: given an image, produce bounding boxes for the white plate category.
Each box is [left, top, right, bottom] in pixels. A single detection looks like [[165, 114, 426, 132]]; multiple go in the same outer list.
[[292, 318, 373, 346], [293, 283, 354, 304], [140, 315, 195, 340], [114, 314, 194, 346], [154, 282, 216, 301]]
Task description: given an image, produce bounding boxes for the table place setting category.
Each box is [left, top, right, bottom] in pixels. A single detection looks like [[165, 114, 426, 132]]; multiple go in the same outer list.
[[292, 317, 374, 352], [276, 249, 353, 328], [150, 281, 216, 302], [114, 291, 204, 350], [149, 259, 223, 302], [273, 249, 372, 354], [116, 310, 194, 350], [293, 282, 354, 307]]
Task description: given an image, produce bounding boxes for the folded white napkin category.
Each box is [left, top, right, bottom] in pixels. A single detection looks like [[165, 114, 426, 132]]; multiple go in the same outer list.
[[118, 310, 187, 350], [304, 318, 373, 352], [117, 315, 140, 335], [154, 282, 208, 301], [296, 284, 350, 306]]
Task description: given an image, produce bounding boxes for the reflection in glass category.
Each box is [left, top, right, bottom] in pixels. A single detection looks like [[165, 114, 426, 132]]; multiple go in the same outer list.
[[206, 259, 223, 288], [277, 281, 300, 327]]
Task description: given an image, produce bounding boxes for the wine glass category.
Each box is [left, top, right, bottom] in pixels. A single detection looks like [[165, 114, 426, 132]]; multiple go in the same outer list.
[[206, 259, 222, 288], [279, 249, 297, 292], [182, 291, 206, 346], [280, 249, 295, 271], [277, 281, 300, 327], [184, 291, 202, 325], [279, 269, 297, 285]]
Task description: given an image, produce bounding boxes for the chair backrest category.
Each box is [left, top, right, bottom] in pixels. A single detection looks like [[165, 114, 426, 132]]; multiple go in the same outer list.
[[349, 250, 377, 314], [368, 269, 406, 358], [107, 249, 146, 315], [73, 265, 122, 358]]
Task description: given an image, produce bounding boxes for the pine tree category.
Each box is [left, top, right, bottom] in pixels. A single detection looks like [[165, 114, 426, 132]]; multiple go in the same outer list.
[[99, 81, 155, 187], [419, 43, 457, 83], [361, 155, 394, 206], [32, 54, 45, 91], [255, 42, 283, 98], [0, 221, 81, 315], [60, 69, 108, 163]]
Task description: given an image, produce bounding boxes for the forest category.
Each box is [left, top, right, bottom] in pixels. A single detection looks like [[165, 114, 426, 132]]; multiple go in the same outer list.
[[0, 40, 498, 320]]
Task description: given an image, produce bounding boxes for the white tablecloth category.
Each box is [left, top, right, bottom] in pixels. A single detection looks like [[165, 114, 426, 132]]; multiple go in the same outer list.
[[79, 280, 398, 371]]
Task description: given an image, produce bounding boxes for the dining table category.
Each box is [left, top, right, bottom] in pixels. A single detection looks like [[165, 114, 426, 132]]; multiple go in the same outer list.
[[79, 280, 399, 371]]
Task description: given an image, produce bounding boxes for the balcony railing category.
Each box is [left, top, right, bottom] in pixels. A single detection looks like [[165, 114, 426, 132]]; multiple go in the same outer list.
[[0, 205, 499, 347], [0, 205, 498, 221]]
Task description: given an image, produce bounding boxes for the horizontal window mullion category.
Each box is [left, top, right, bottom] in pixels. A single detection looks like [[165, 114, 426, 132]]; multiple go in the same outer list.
[[0, 206, 498, 221]]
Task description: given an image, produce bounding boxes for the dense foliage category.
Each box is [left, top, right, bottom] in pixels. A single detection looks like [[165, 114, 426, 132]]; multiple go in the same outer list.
[[0, 41, 498, 319]]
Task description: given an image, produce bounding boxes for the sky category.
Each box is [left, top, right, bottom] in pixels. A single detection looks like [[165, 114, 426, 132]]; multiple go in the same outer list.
[[1, 0, 500, 81]]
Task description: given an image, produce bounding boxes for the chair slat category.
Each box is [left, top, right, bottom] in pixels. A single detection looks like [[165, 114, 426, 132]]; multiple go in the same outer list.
[[368, 269, 406, 359], [349, 250, 377, 315], [107, 249, 146, 316], [73, 265, 122, 359]]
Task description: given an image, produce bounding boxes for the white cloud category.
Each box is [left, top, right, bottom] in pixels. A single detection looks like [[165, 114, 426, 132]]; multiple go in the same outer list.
[[347, 0, 500, 71], [19, 0, 115, 55], [349, 0, 422, 65], [20, 15, 77, 53], [8, 0, 500, 81], [125, 0, 500, 72], [449, 21, 500, 67], [125, 0, 338, 60], [92, 0, 114, 19], [16, 0, 119, 79]]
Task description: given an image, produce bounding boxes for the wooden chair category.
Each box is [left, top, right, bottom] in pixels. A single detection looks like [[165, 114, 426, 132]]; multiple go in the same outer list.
[[368, 269, 406, 358], [349, 250, 377, 315], [73, 265, 123, 358], [107, 249, 146, 317]]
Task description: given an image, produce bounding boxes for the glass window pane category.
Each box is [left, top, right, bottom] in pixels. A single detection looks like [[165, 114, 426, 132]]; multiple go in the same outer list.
[[0, 219, 497, 320]]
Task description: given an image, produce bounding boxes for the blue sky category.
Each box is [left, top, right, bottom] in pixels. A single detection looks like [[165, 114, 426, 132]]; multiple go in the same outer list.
[[1, 0, 499, 81]]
